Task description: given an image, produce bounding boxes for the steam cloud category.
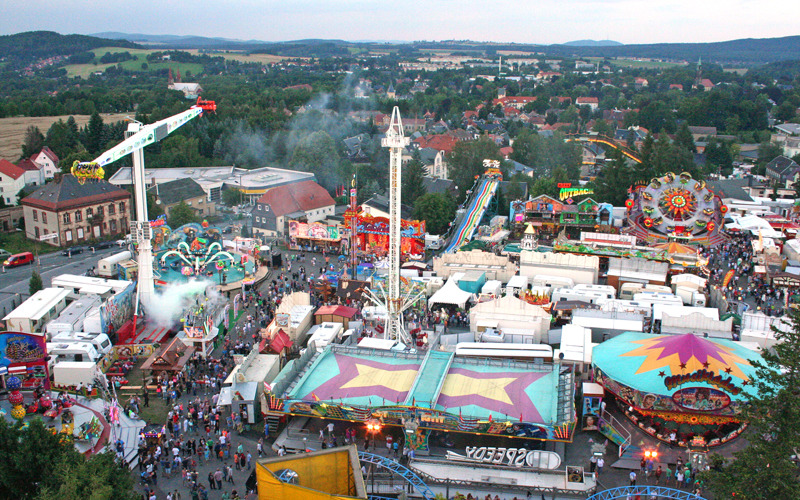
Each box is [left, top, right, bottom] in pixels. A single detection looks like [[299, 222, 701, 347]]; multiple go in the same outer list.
[[145, 279, 219, 328]]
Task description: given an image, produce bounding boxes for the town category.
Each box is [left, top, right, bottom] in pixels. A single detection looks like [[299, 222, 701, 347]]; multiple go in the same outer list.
[[1, 24, 800, 500]]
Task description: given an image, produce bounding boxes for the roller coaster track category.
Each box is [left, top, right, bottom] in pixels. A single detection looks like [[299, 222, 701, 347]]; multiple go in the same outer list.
[[567, 134, 643, 164], [588, 486, 707, 500]]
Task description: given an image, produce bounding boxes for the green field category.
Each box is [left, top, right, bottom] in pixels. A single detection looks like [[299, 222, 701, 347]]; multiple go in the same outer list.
[[63, 47, 203, 78]]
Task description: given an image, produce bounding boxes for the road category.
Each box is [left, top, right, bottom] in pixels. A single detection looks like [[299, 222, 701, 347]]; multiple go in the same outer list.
[[0, 245, 124, 318]]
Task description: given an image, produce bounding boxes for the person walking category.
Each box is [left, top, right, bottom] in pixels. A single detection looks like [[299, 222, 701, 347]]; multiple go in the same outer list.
[[596, 457, 604, 476], [629, 470, 637, 486]]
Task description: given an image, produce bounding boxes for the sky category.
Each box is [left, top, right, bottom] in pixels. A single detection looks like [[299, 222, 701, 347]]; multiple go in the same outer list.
[[2, 0, 799, 45]]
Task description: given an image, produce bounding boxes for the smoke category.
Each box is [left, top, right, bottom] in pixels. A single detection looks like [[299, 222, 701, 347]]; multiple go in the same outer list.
[[145, 279, 215, 328], [213, 70, 379, 186]]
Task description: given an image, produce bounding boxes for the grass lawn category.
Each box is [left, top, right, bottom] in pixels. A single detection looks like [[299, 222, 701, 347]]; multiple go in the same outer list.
[[63, 47, 204, 78], [0, 231, 60, 256]]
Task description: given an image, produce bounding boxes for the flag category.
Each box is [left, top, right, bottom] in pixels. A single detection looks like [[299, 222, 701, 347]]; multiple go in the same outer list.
[[488, 414, 493, 423], [458, 409, 478, 431], [311, 393, 320, 402], [722, 269, 735, 288]]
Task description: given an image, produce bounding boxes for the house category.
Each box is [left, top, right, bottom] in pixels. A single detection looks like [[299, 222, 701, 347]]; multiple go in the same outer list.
[[669, 84, 683, 91], [784, 136, 800, 158], [21, 174, 132, 245], [152, 178, 216, 220], [634, 77, 649, 89], [0, 159, 27, 205], [362, 193, 413, 220], [688, 126, 717, 141], [31, 146, 59, 180], [765, 156, 800, 185], [16, 158, 44, 186], [251, 180, 335, 237], [696, 78, 715, 91], [575, 97, 599, 111]]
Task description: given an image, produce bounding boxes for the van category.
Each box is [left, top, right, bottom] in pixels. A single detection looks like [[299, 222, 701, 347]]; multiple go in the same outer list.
[[4, 252, 34, 267]]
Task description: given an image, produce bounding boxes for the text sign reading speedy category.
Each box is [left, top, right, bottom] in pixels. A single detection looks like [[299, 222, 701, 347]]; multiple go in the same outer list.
[[460, 446, 538, 467]]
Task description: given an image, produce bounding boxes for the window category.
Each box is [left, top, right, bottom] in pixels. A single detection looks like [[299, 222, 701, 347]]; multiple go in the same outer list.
[[32, 210, 38, 222], [63, 212, 71, 224], [65, 230, 72, 242], [86, 207, 93, 217], [75, 210, 82, 222], [97, 206, 103, 216], [108, 203, 115, 215], [34, 227, 39, 238], [42, 212, 47, 224], [255, 216, 260, 223], [77, 227, 84, 239], [110, 220, 117, 233], [119, 202, 126, 213]]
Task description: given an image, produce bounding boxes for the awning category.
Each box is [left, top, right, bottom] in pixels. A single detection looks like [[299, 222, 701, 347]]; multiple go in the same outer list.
[[269, 329, 293, 354], [428, 275, 474, 308]]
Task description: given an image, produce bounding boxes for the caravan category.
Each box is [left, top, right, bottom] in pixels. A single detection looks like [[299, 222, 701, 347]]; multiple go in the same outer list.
[[531, 274, 575, 291], [551, 287, 614, 305]]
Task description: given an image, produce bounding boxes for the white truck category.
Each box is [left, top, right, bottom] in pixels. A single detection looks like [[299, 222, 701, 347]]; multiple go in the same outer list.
[[675, 286, 707, 307], [52, 361, 102, 388], [50, 331, 113, 356], [46, 342, 101, 370], [97, 251, 132, 279]]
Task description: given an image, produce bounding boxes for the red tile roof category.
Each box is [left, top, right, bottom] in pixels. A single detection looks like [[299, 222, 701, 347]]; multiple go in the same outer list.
[[256, 180, 335, 217], [16, 158, 40, 171], [576, 97, 599, 104], [414, 134, 459, 154], [0, 159, 26, 180], [38, 146, 59, 163]]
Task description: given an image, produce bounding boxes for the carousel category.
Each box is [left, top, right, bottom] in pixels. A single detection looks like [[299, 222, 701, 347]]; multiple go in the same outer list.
[[592, 332, 760, 448], [627, 172, 726, 245]]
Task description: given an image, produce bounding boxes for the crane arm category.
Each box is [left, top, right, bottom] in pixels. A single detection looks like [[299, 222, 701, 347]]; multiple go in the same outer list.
[[72, 98, 216, 181]]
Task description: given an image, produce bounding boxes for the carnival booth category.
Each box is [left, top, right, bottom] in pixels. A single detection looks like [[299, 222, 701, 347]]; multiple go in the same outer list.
[[592, 332, 760, 447]]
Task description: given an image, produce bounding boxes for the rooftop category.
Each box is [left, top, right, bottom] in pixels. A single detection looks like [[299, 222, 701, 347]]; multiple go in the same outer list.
[[22, 174, 130, 211], [109, 166, 315, 195], [4, 287, 70, 322], [152, 177, 206, 206]]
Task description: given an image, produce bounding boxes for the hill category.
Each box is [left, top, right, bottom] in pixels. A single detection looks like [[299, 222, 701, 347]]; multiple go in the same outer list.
[[0, 31, 140, 68], [563, 39, 622, 47], [543, 36, 800, 65]]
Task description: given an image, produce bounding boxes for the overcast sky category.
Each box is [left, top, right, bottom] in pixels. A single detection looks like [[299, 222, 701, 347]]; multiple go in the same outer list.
[[3, 0, 799, 45]]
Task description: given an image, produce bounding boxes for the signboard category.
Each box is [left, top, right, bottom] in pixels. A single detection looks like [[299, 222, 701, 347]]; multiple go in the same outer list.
[[275, 313, 290, 328], [288, 221, 341, 241], [39, 233, 59, 241], [559, 187, 593, 201], [672, 387, 732, 412], [185, 326, 205, 339], [446, 446, 561, 469]]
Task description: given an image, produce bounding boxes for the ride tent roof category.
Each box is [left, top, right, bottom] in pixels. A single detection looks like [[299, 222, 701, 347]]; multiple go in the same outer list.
[[592, 332, 761, 402]]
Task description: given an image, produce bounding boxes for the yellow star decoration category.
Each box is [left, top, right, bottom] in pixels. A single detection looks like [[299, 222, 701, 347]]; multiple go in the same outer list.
[[340, 363, 418, 392], [623, 337, 750, 381], [440, 374, 516, 404]]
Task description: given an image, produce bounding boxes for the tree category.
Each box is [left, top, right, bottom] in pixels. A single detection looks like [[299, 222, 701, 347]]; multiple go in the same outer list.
[[591, 147, 633, 206], [675, 122, 697, 153], [222, 188, 242, 207], [83, 112, 105, 155], [289, 131, 342, 189], [167, 201, 199, 228], [36, 451, 138, 500], [29, 271, 43, 295], [413, 192, 456, 235], [701, 310, 800, 498], [756, 142, 784, 175], [447, 137, 501, 196], [21, 125, 44, 159], [401, 159, 427, 207]]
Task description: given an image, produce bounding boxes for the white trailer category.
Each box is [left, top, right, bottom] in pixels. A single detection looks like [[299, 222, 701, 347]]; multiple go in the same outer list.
[[675, 286, 707, 307], [52, 361, 102, 388], [531, 274, 575, 291], [97, 251, 132, 279], [505, 275, 529, 296]]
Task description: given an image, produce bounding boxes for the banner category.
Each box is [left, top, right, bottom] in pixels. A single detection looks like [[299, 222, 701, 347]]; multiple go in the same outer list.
[[223, 304, 231, 329], [722, 269, 735, 288], [234, 293, 242, 316]]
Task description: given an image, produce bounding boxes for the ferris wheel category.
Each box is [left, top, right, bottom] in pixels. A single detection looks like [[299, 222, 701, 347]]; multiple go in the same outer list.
[[636, 172, 724, 237]]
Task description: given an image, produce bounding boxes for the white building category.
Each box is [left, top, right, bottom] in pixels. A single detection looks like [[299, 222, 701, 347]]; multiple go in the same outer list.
[[519, 251, 599, 285], [0, 160, 27, 205], [468, 295, 552, 343], [31, 147, 59, 180]]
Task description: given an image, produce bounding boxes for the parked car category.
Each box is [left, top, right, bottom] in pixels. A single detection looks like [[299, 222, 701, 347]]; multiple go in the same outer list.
[[61, 246, 84, 256], [0, 249, 11, 261], [90, 241, 115, 250], [4, 252, 34, 267]]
